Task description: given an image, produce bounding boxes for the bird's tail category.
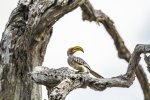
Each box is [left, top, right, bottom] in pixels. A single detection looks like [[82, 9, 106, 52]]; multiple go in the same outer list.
[[90, 70, 103, 78]]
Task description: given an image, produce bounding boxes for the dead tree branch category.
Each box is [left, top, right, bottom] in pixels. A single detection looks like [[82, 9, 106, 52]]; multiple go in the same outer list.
[[31, 44, 150, 100], [1, 0, 150, 100], [80, 1, 150, 99]]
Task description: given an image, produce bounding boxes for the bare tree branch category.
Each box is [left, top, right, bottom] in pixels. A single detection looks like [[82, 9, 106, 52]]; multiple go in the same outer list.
[[80, 1, 150, 99], [81, 0, 130, 60], [31, 44, 150, 100]]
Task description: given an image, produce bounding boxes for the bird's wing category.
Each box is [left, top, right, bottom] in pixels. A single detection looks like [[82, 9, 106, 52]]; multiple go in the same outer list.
[[72, 57, 103, 78], [72, 57, 91, 70]]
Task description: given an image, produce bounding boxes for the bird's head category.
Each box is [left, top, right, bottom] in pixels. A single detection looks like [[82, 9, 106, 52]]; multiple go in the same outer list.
[[67, 46, 84, 56]]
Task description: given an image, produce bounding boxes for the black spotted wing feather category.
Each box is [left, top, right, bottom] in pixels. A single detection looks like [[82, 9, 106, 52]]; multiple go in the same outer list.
[[72, 56, 91, 70]]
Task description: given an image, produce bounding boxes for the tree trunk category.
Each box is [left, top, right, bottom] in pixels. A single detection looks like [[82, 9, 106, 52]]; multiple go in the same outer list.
[[0, 0, 52, 99]]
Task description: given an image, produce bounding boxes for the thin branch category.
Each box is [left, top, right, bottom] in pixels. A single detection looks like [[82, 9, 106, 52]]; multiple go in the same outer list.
[[80, 1, 150, 99]]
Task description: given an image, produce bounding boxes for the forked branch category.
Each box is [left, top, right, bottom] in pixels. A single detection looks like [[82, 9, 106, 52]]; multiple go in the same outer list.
[[31, 45, 150, 100]]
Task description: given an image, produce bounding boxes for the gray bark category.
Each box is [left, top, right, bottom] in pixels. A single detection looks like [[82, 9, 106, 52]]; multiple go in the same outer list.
[[0, 0, 53, 99], [0, 0, 82, 99], [31, 44, 150, 100], [0, 0, 150, 100]]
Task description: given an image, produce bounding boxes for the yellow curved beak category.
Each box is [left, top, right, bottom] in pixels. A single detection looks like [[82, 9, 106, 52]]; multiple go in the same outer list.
[[72, 46, 84, 53]]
